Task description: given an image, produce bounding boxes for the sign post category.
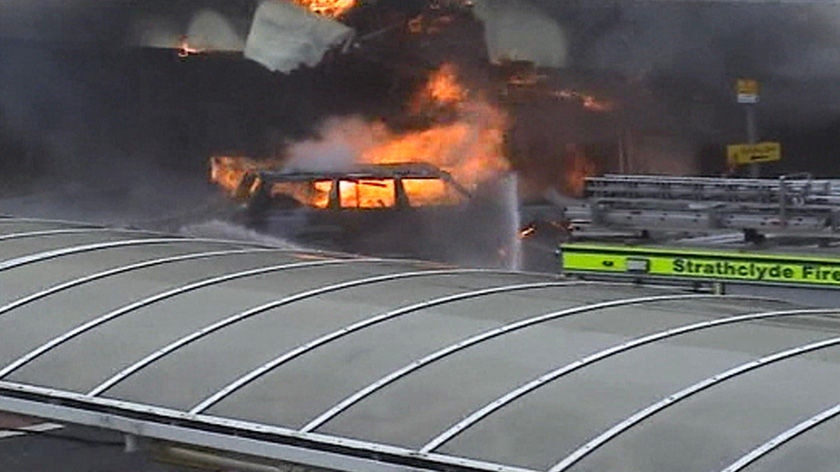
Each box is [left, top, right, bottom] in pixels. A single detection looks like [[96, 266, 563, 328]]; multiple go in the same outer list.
[[736, 79, 760, 177]]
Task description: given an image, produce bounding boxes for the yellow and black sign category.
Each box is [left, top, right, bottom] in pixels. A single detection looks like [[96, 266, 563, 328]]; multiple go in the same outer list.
[[736, 78, 759, 104], [561, 243, 840, 287], [726, 142, 781, 166]]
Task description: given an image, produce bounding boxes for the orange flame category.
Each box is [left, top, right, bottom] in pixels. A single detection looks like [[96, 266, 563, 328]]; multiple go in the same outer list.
[[210, 156, 273, 198], [409, 63, 469, 117], [177, 35, 204, 58], [211, 63, 510, 210], [406, 12, 455, 35], [366, 63, 509, 187], [293, 0, 357, 17], [274, 180, 332, 208], [424, 63, 469, 108], [562, 144, 598, 197], [360, 105, 509, 186]]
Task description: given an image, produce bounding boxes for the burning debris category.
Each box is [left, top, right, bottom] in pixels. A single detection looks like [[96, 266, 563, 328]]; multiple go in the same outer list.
[[177, 35, 204, 58], [244, 1, 355, 73], [551, 89, 614, 113], [210, 156, 267, 200], [134, 7, 249, 57], [499, 61, 615, 113], [293, 0, 358, 18]]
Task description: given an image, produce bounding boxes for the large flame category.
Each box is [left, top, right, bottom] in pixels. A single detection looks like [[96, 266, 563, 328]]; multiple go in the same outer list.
[[211, 63, 510, 210], [280, 62, 509, 198], [293, 0, 357, 18], [359, 102, 509, 186], [364, 63, 510, 186]]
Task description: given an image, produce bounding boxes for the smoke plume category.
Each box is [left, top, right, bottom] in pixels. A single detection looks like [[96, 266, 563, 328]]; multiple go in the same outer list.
[[283, 116, 382, 172], [538, 1, 840, 125], [471, 0, 567, 68]]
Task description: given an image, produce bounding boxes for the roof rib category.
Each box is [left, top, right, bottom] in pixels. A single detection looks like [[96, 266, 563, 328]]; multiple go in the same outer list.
[[549, 336, 840, 472], [0, 258, 382, 379], [422, 306, 838, 453], [190, 281, 579, 414], [88, 268, 530, 397]]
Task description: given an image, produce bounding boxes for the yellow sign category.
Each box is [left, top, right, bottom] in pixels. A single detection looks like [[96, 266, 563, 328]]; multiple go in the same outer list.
[[726, 142, 781, 166], [561, 243, 840, 287], [737, 78, 759, 103]]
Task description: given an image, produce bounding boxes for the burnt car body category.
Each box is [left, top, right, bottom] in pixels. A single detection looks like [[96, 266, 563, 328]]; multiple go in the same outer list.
[[224, 162, 518, 266]]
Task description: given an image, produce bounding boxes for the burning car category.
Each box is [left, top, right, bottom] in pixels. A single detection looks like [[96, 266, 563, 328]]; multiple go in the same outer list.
[[210, 156, 520, 266]]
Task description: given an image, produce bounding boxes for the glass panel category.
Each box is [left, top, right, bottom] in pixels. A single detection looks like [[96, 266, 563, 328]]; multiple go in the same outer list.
[[437, 317, 838, 470], [747, 413, 840, 472], [571, 345, 840, 472], [0, 252, 305, 373], [106, 272, 555, 410], [0, 232, 160, 262], [204, 285, 676, 428], [311, 180, 334, 209], [402, 179, 465, 206], [316, 299, 790, 448], [6, 261, 416, 393], [0, 220, 88, 235], [269, 181, 328, 209], [0, 242, 239, 305], [339, 179, 396, 209]]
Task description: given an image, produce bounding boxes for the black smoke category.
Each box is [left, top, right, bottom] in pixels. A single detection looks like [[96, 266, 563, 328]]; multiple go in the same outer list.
[[539, 1, 840, 175], [3, 0, 840, 205]]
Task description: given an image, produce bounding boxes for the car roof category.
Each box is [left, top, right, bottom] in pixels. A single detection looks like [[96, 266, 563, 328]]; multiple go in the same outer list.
[[258, 162, 456, 182]]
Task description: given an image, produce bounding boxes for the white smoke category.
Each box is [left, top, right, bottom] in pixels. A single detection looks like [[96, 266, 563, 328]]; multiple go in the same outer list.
[[282, 116, 383, 172], [179, 219, 303, 249], [127, 1, 352, 73], [471, 0, 567, 68], [186, 9, 247, 51], [130, 9, 246, 51], [130, 16, 182, 49]]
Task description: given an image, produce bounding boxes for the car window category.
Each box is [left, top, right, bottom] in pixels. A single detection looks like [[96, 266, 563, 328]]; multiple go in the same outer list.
[[338, 179, 397, 209], [402, 178, 465, 207], [267, 181, 333, 209]]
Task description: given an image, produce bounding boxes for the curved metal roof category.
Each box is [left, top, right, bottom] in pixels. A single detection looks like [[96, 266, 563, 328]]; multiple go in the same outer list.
[[1, 216, 839, 472]]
